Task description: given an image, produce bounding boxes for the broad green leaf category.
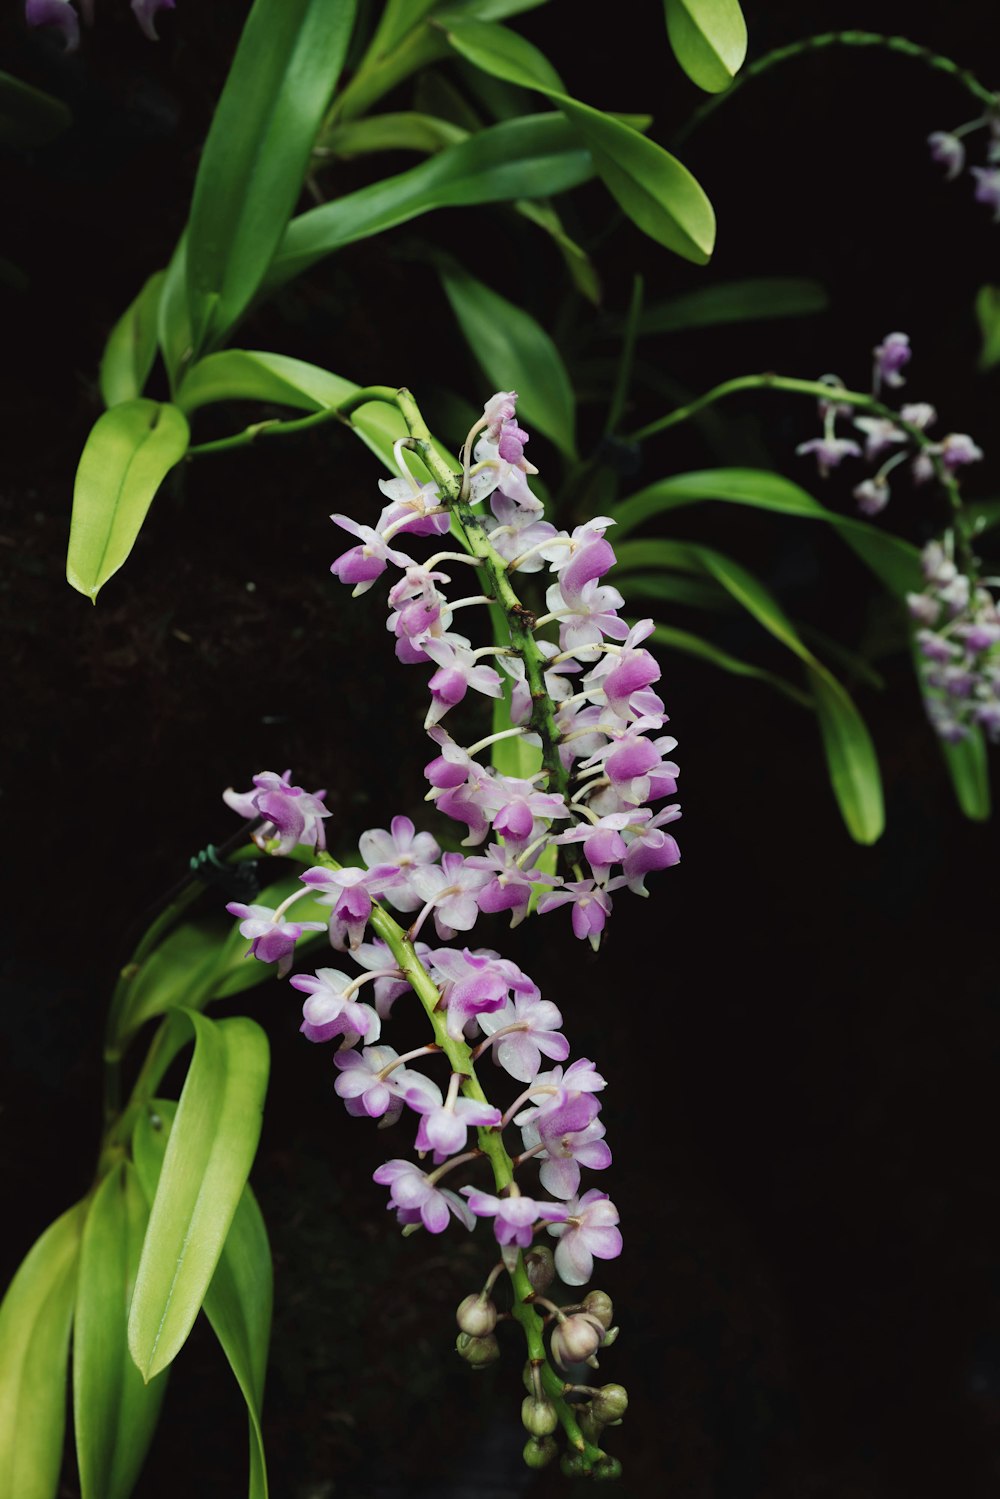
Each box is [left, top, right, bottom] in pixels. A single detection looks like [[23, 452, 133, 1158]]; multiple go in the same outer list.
[[0, 1204, 84, 1499], [134, 1103, 272, 1499], [319, 111, 468, 158], [128, 1011, 269, 1381], [975, 284, 1000, 372], [636, 276, 827, 335], [73, 1164, 168, 1499], [613, 467, 923, 597], [0, 70, 70, 148], [66, 400, 189, 601], [664, 0, 748, 93], [268, 114, 594, 290], [186, 0, 357, 349], [100, 272, 166, 408], [649, 622, 811, 706], [444, 17, 715, 263], [939, 724, 991, 820], [439, 265, 576, 455], [114, 919, 232, 1045]]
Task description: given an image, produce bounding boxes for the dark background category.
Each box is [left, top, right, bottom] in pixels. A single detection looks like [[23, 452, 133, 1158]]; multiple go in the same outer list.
[[2, 1, 999, 1496]]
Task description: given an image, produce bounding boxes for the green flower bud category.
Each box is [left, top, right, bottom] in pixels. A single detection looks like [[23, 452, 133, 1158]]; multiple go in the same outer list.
[[551, 1312, 605, 1368], [521, 1395, 559, 1437], [456, 1293, 497, 1336], [456, 1331, 500, 1368], [593, 1454, 623, 1481], [591, 1383, 629, 1424], [560, 1451, 589, 1478], [577, 1409, 603, 1444], [524, 1244, 555, 1292], [601, 1324, 620, 1348], [583, 1290, 614, 1329], [522, 1435, 557, 1469]]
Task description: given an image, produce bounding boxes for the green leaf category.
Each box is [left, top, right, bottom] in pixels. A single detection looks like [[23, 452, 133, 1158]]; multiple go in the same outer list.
[[664, 0, 748, 93], [203, 1188, 272, 1499], [134, 1103, 272, 1499], [939, 725, 991, 820], [128, 1011, 269, 1381], [966, 498, 1000, 534], [0, 69, 71, 148], [186, 0, 357, 349], [636, 276, 827, 335], [157, 237, 192, 393], [649, 622, 812, 705], [319, 110, 468, 157], [514, 197, 600, 304], [612, 467, 923, 597], [0, 1204, 84, 1499], [73, 1164, 168, 1499], [975, 284, 1000, 372], [268, 114, 594, 290], [114, 919, 232, 1045], [443, 17, 715, 263], [439, 264, 576, 455], [66, 400, 189, 601], [99, 272, 166, 408], [693, 546, 885, 842], [616, 537, 884, 840], [613, 569, 729, 611]]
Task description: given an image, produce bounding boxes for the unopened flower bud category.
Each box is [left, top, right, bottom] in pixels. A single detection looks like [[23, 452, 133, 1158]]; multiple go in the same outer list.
[[560, 1451, 588, 1477], [593, 1454, 623, 1481], [456, 1331, 500, 1368], [591, 1383, 629, 1424], [522, 1435, 557, 1469], [551, 1312, 604, 1368], [521, 1395, 559, 1437], [577, 1408, 603, 1444], [583, 1290, 614, 1329], [524, 1244, 555, 1292], [456, 1293, 497, 1336]]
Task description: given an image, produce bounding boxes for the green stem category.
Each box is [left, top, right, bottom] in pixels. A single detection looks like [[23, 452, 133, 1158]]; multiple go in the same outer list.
[[394, 388, 570, 803], [604, 273, 644, 438], [186, 385, 402, 459], [300, 848, 602, 1466], [628, 372, 976, 570], [674, 31, 996, 147]]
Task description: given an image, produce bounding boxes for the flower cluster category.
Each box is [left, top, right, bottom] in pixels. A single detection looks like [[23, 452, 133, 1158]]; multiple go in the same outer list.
[[327, 392, 681, 950], [25, 0, 173, 48], [928, 105, 1000, 221], [908, 539, 1000, 742], [217, 391, 673, 1470], [796, 334, 983, 514]]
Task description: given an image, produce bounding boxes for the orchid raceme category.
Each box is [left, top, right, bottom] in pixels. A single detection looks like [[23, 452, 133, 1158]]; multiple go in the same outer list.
[[216, 387, 688, 1476]]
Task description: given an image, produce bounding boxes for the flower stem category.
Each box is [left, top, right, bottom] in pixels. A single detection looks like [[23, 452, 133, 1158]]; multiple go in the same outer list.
[[394, 388, 571, 804], [673, 31, 996, 148], [627, 372, 976, 570]]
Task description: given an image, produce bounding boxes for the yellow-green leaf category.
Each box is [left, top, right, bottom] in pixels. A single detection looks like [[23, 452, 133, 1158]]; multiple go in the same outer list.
[[0, 1204, 84, 1499], [664, 0, 748, 93], [66, 400, 189, 600], [73, 1164, 168, 1499], [128, 1011, 269, 1382], [444, 16, 715, 263], [99, 272, 165, 408]]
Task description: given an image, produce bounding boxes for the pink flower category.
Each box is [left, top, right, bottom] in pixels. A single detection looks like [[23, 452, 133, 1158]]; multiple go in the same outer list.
[[547, 1190, 623, 1286]]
